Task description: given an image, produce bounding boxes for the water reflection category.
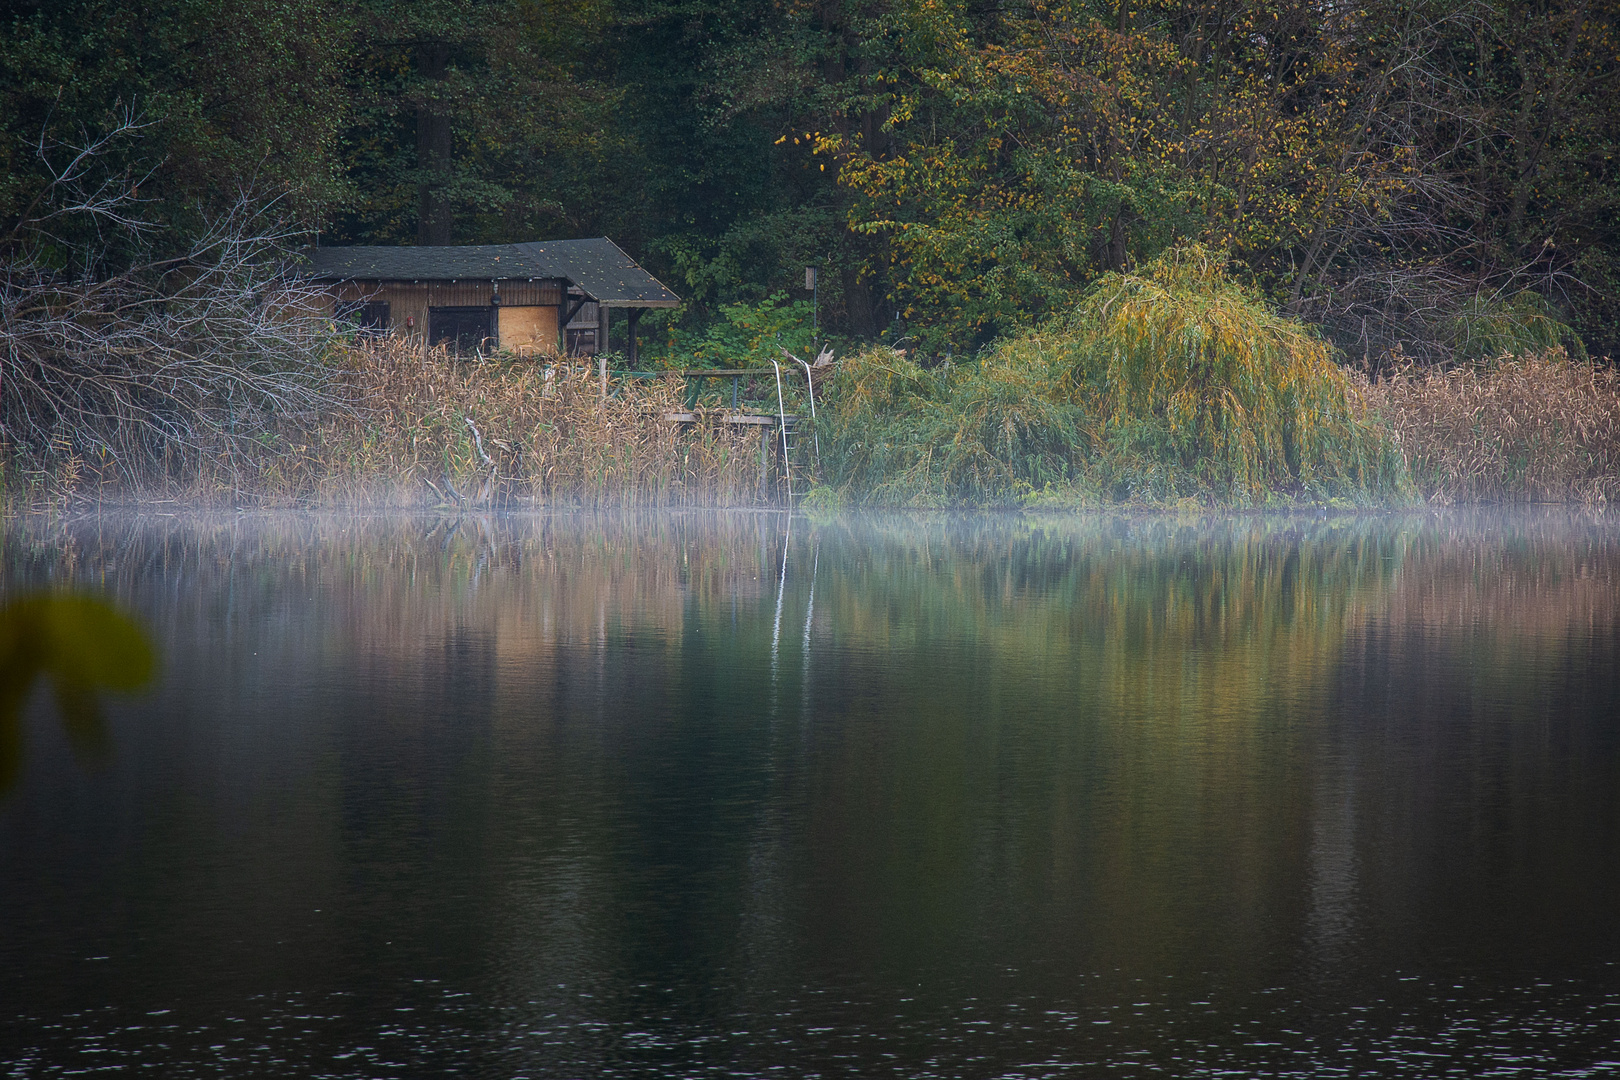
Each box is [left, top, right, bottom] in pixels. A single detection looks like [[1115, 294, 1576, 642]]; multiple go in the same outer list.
[[1, 509, 1617, 1075]]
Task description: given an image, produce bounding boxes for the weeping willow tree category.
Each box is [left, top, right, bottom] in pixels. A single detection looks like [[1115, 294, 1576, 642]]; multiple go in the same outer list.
[[1060, 246, 1409, 503], [816, 246, 1409, 507]]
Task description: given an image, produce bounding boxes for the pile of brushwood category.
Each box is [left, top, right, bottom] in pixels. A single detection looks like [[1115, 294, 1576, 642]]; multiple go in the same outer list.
[[815, 247, 1410, 508]]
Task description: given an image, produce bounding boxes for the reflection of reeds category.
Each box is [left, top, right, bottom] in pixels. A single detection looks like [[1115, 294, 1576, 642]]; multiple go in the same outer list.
[[1369, 509, 1620, 638], [7, 511, 789, 671], [1361, 354, 1620, 504], [11, 508, 1616, 980]]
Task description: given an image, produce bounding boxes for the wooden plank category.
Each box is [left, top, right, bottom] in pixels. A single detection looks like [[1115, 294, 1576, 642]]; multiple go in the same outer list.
[[498, 306, 559, 354], [674, 368, 778, 377], [659, 411, 780, 426]]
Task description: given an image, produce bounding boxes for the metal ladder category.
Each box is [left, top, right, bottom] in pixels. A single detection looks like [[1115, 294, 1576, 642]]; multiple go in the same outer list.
[[771, 360, 800, 501]]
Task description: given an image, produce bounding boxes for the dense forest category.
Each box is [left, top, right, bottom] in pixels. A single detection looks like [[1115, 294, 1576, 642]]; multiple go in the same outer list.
[[4, 0, 1617, 362]]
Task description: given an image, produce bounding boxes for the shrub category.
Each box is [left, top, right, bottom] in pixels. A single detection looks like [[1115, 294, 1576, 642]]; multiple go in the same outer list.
[[818, 342, 1091, 506], [645, 292, 824, 371]]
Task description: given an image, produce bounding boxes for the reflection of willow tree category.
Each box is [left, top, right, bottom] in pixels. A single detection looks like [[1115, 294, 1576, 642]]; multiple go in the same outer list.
[[779, 515, 1407, 981], [767, 512, 1619, 987], [6, 510, 1616, 1008]]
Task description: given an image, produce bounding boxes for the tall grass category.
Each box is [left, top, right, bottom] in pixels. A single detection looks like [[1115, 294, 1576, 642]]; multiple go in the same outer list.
[[1361, 352, 1620, 504], [817, 342, 1092, 505]]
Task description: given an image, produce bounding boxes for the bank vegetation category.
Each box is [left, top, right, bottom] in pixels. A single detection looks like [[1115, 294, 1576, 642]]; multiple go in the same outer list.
[[1, 157, 1614, 511], [6, 329, 1617, 513]]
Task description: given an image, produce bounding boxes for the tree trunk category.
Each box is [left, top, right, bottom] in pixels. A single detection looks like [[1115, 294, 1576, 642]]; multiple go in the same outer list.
[[416, 42, 453, 246], [842, 267, 878, 338]]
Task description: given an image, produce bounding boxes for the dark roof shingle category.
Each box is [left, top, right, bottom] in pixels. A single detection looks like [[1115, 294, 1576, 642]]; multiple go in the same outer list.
[[302, 238, 679, 307]]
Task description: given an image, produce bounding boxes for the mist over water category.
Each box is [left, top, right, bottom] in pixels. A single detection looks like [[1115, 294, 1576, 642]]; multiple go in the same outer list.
[[2, 510, 1618, 1077]]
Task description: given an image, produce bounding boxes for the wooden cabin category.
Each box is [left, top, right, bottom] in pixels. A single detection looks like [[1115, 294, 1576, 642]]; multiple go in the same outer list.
[[302, 238, 680, 362]]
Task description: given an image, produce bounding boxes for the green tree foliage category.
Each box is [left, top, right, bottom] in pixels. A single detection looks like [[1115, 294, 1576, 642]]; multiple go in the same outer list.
[[825, 0, 1619, 357], [331, 0, 621, 246], [647, 293, 821, 369], [1, 0, 1615, 354], [1, 0, 349, 259]]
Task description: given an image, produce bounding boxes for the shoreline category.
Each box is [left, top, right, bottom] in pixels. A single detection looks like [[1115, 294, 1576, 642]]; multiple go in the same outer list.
[[4, 348, 1615, 515]]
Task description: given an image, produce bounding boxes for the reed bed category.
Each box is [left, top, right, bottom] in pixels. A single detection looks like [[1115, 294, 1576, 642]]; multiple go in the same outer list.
[[298, 339, 775, 507], [314, 340, 782, 506], [6, 338, 780, 508], [1361, 353, 1620, 504]]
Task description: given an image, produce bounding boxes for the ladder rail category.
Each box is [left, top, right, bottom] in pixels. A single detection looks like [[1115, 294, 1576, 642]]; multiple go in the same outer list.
[[786, 349, 823, 472], [771, 359, 794, 502]]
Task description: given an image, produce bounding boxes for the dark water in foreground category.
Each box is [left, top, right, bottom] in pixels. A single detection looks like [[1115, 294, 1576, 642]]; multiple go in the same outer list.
[[2, 510, 1618, 1078]]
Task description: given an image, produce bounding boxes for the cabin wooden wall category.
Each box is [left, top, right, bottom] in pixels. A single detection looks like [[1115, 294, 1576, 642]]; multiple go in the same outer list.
[[328, 279, 565, 351]]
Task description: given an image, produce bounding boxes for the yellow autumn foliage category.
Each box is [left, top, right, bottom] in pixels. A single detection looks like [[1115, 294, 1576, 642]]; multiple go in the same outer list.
[[817, 245, 1410, 506], [1059, 246, 1408, 502]]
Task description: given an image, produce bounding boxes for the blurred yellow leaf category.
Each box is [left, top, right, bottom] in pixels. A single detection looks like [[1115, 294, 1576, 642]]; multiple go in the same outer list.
[[0, 593, 156, 793]]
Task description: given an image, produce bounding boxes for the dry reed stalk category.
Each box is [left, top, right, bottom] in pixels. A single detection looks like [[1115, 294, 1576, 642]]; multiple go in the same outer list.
[[1360, 352, 1620, 504], [5, 338, 785, 508], [271, 339, 778, 507]]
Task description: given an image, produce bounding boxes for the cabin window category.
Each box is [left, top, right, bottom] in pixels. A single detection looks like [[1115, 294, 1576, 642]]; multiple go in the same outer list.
[[337, 300, 390, 335], [429, 307, 493, 354]]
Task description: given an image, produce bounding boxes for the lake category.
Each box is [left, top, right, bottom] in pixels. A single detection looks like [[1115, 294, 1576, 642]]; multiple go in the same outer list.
[[2, 509, 1618, 1077]]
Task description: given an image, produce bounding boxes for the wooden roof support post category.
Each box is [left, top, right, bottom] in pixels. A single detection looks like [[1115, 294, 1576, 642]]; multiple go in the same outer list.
[[627, 307, 643, 368], [489, 281, 500, 350]]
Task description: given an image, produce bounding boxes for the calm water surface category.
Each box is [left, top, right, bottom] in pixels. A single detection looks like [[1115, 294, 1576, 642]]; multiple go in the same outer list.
[[1, 510, 1618, 1077]]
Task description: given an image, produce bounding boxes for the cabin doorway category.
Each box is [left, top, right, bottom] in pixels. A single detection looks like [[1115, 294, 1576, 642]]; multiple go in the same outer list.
[[429, 307, 493, 354]]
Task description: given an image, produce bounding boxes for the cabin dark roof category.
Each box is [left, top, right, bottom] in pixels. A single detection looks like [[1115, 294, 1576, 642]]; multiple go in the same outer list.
[[513, 240, 679, 308], [302, 238, 680, 308]]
